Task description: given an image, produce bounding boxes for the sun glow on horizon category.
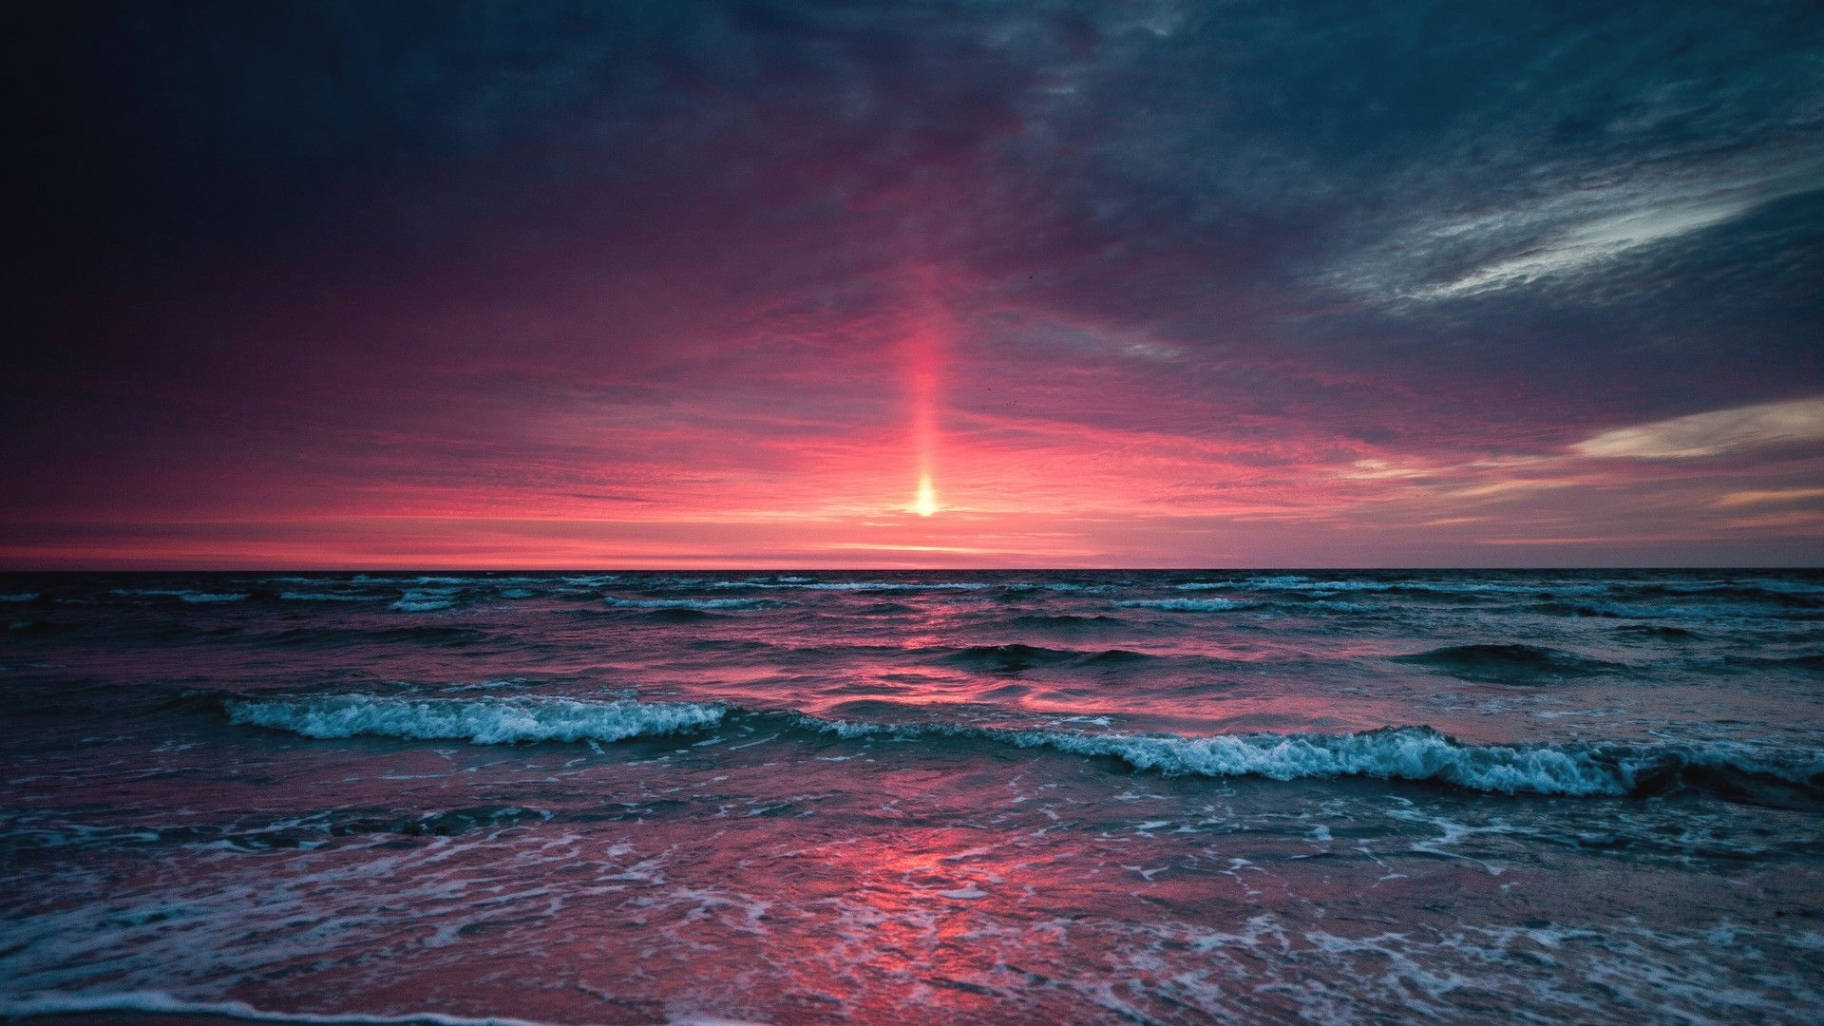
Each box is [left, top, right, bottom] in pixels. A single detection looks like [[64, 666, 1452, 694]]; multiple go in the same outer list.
[[914, 473, 939, 516], [905, 272, 948, 521]]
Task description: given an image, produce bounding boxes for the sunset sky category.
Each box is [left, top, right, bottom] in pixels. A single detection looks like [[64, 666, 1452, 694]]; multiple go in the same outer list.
[[5, 1, 1822, 568]]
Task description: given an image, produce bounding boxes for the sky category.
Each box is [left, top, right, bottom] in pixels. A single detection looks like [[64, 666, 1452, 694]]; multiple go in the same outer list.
[[3, 0, 1822, 568]]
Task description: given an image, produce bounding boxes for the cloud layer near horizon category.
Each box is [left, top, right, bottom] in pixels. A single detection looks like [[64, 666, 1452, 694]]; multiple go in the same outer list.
[[4, 1, 1821, 567]]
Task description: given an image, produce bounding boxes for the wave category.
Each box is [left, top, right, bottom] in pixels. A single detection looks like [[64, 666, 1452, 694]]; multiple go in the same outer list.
[[390, 588, 462, 612], [602, 596, 780, 611], [936, 643, 1156, 672], [805, 720, 1822, 801], [111, 588, 250, 604], [1719, 653, 1824, 673], [8, 804, 559, 853], [1613, 623, 1702, 641], [1114, 598, 1254, 612], [391, 599, 459, 612], [217, 694, 1823, 803], [4, 618, 80, 637], [1392, 643, 1624, 684], [1528, 597, 1818, 622], [1630, 583, 1824, 609], [226, 694, 727, 745], [635, 578, 993, 593], [781, 580, 990, 592], [1214, 576, 1608, 598], [264, 625, 497, 648]]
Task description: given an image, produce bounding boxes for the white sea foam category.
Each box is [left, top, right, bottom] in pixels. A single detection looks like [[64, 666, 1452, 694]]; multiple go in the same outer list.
[[0, 592, 37, 602], [603, 597, 777, 610], [702, 576, 994, 592], [0, 991, 579, 1026], [1020, 727, 1631, 795], [226, 695, 727, 745], [391, 588, 460, 612], [1234, 576, 1611, 596], [794, 716, 1821, 798], [111, 588, 249, 603], [440, 679, 534, 693], [1113, 598, 1252, 612], [281, 590, 383, 602]]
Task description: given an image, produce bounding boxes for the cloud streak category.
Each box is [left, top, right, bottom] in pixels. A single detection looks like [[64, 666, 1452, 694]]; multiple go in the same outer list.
[[1574, 397, 1824, 460]]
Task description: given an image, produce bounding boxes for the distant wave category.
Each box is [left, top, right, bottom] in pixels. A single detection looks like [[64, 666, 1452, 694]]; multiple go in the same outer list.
[[1003, 613, 1128, 631], [1633, 583, 1824, 608], [389, 588, 463, 612], [264, 625, 496, 648], [1528, 598, 1820, 622], [111, 588, 249, 604], [935, 643, 1156, 672], [226, 694, 727, 745], [602, 596, 780, 611], [1114, 598, 1255, 612], [1213, 576, 1598, 597], [1393, 643, 1624, 684], [1613, 623, 1702, 641], [390, 599, 459, 612], [776, 580, 990, 592], [1720, 653, 1824, 673], [690, 579, 992, 592]]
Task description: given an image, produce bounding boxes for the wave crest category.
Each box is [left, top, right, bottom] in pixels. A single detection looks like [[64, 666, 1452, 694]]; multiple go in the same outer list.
[[801, 719, 1822, 800], [1113, 598, 1253, 612], [1029, 726, 1622, 795], [602, 596, 779, 611], [225, 694, 727, 745], [218, 695, 1822, 802]]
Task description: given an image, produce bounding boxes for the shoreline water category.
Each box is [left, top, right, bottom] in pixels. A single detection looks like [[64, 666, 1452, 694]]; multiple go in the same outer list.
[[5, 569, 1821, 1024]]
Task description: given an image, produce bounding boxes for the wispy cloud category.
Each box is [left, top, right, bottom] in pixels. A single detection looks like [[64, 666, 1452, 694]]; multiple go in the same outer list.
[[1573, 397, 1824, 459], [1337, 155, 1823, 305], [1715, 488, 1824, 507], [1417, 195, 1769, 299]]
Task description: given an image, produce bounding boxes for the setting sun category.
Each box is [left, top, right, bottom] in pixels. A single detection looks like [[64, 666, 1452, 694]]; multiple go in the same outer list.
[[913, 473, 939, 517]]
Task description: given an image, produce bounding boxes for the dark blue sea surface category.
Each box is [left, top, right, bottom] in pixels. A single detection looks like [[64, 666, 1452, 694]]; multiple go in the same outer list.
[[2, 570, 1822, 1024]]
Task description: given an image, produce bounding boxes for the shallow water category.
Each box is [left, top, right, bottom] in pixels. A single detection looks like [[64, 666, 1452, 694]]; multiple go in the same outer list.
[[3, 570, 1822, 1024]]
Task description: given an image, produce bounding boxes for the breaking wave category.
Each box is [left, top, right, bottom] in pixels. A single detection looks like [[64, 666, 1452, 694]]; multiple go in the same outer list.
[[602, 596, 780, 611], [1113, 598, 1255, 612], [225, 694, 727, 745], [111, 588, 250, 604], [220, 694, 1823, 802], [806, 720, 1823, 801]]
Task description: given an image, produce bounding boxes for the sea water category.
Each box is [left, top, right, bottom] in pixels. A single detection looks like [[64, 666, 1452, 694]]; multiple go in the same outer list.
[[2, 570, 1821, 1024]]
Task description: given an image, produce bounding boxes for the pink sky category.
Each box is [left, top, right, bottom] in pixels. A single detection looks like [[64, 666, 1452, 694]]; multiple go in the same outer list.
[[5, 3, 1821, 567]]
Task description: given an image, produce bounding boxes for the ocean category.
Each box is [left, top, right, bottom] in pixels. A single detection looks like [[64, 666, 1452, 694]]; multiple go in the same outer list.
[[2, 569, 1821, 1025]]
